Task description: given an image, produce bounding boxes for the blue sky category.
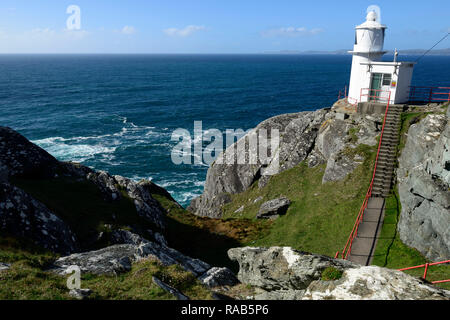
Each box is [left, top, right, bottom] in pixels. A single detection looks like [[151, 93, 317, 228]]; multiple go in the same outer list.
[[0, 0, 449, 53]]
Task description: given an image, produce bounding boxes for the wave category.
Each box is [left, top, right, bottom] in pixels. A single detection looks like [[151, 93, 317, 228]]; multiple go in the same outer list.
[[32, 137, 116, 162]]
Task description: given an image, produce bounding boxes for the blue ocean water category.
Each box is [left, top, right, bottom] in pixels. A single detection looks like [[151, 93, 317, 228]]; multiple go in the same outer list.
[[1, 54, 449, 207]]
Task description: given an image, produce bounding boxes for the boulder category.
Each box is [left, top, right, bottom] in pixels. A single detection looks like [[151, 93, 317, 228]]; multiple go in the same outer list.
[[302, 266, 450, 300], [228, 247, 354, 291], [198, 267, 239, 288], [0, 182, 79, 255], [397, 110, 450, 260], [256, 197, 291, 219]]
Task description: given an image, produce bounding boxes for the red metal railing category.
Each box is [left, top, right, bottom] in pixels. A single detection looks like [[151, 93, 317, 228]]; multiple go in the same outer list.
[[409, 86, 450, 104], [398, 260, 450, 284], [337, 85, 348, 100], [360, 88, 393, 104], [335, 90, 391, 260]]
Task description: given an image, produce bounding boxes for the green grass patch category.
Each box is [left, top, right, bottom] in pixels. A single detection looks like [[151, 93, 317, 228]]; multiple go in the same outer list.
[[321, 267, 343, 281], [221, 143, 377, 258]]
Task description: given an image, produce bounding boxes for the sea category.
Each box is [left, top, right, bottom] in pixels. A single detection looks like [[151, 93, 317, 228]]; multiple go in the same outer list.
[[1, 54, 449, 207]]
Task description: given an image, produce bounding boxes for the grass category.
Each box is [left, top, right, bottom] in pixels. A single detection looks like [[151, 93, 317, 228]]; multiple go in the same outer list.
[[11, 176, 159, 250], [321, 267, 343, 281], [151, 192, 270, 272], [221, 143, 377, 257]]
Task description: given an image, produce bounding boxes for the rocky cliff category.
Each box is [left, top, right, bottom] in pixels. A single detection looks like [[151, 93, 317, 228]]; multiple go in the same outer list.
[[0, 126, 237, 294], [397, 106, 450, 261], [188, 102, 381, 218]]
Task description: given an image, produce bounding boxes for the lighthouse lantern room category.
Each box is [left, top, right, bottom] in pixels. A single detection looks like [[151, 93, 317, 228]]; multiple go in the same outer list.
[[347, 10, 415, 105]]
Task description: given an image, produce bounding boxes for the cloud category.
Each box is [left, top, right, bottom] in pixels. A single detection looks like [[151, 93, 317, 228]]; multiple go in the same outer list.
[[262, 27, 323, 37], [163, 25, 205, 37], [121, 26, 136, 35]]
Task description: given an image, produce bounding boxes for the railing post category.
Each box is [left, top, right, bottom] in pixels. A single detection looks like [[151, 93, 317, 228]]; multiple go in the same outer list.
[[423, 263, 429, 279], [428, 87, 433, 103]]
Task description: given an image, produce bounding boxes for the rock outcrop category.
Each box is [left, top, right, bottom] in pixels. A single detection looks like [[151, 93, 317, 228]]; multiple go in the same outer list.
[[397, 108, 450, 261], [189, 106, 381, 218], [52, 229, 237, 287], [0, 127, 60, 179], [228, 247, 354, 291], [228, 247, 450, 300], [0, 182, 79, 255], [256, 197, 291, 219]]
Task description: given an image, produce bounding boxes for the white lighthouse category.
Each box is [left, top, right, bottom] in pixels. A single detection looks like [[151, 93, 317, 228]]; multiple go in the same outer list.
[[347, 10, 415, 105]]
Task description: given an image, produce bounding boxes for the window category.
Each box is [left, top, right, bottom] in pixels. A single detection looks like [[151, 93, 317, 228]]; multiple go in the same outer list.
[[382, 73, 391, 86]]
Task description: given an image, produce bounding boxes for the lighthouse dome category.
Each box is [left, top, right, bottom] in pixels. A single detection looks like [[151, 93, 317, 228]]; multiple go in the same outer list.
[[366, 11, 377, 22]]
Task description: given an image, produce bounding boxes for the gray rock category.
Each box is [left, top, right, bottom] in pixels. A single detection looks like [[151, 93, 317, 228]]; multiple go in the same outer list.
[[0, 182, 79, 255], [256, 197, 291, 219], [302, 266, 450, 300], [189, 109, 327, 218], [0, 262, 10, 272], [228, 247, 354, 291], [114, 176, 167, 230], [69, 288, 93, 300], [52, 244, 135, 275], [198, 267, 239, 288], [397, 112, 450, 260], [254, 289, 305, 300], [0, 127, 60, 179], [152, 276, 190, 300], [53, 230, 211, 277]]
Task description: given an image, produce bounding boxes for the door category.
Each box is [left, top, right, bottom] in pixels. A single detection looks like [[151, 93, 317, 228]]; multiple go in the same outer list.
[[370, 73, 383, 101]]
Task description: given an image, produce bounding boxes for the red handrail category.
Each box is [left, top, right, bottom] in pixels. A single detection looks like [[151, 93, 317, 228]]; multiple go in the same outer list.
[[409, 86, 450, 103], [398, 260, 450, 284], [336, 91, 391, 260], [360, 88, 393, 104]]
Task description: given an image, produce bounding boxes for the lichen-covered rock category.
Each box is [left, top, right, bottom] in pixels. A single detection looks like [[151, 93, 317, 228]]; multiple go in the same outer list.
[[53, 229, 212, 278], [52, 244, 135, 275], [114, 176, 167, 230], [0, 127, 60, 179], [227, 247, 354, 291], [256, 197, 291, 219], [397, 109, 450, 261], [228, 246, 450, 300], [302, 266, 450, 300], [188, 110, 328, 218], [0, 182, 79, 255], [198, 267, 239, 288]]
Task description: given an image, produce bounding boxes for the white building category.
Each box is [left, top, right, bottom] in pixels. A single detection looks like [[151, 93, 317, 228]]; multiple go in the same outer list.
[[347, 10, 415, 105]]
